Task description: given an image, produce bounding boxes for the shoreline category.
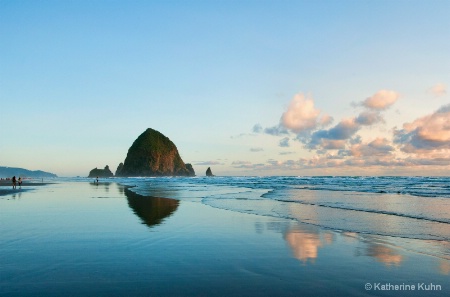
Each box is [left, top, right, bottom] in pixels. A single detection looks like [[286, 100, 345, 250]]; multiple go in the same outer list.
[[0, 182, 52, 197]]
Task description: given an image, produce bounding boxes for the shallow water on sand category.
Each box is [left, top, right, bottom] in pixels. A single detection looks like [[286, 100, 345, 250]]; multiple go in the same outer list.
[[1, 181, 449, 296]]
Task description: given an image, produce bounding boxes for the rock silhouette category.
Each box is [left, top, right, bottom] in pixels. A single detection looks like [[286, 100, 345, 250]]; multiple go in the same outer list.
[[206, 167, 214, 176], [116, 128, 195, 177], [88, 165, 114, 178]]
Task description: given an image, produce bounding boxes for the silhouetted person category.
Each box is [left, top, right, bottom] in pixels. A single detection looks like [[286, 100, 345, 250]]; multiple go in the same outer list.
[[18, 177, 22, 188], [12, 176, 16, 189]]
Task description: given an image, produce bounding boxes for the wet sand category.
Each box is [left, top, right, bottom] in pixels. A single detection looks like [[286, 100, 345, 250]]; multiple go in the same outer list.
[[0, 181, 51, 197], [1, 182, 449, 296]]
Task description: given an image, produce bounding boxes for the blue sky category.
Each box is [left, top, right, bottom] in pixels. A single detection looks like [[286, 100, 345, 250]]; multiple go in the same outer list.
[[1, 0, 449, 176]]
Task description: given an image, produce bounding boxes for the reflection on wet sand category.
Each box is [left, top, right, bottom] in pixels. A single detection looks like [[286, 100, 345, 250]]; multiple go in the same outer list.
[[125, 188, 179, 228], [89, 182, 111, 192], [283, 225, 334, 263], [89, 182, 126, 195], [283, 224, 404, 267], [364, 244, 403, 266], [439, 260, 450, 275]]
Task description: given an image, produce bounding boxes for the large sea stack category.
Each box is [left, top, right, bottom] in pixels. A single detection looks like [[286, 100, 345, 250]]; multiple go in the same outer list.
[[116, 128, 195, 177]]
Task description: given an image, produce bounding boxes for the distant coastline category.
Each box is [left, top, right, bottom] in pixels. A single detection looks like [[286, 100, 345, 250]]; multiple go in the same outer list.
[[0, 166, 57, 178]]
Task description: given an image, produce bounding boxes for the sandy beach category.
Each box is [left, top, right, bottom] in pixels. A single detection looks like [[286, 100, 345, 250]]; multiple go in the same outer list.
[[1, 180, 449, 296], [0, 180, 52, 197]]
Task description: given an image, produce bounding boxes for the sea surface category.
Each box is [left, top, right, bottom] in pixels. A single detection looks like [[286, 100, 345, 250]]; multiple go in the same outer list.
[[1, 176, 449, 296]]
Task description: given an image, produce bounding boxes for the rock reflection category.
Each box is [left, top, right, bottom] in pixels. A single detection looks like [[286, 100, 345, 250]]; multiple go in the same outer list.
[[284, 225, 334, 263], [125, 188, 179, 228]]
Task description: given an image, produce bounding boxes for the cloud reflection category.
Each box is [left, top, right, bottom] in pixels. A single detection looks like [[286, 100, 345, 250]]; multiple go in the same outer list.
[[284, 225, 334, 263], [439, 260, 450, 275], [365, 244, 403, 266]]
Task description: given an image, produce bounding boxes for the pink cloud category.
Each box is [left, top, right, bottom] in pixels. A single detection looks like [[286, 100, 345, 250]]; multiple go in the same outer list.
[[318, 139, 347, 150], [281, 93, 331, 133], [350, 138, 394, 157], [319, 114, 333, 126], [395, 104, 450, 152], [248, 90, 450, 172], [429, 83, 447, 97], [363, 90, 399, 110]]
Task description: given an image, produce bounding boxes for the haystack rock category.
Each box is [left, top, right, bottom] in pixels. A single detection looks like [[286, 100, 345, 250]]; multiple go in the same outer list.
[[88, 165, 114, 178], [115, 128, 196, 177], [206, 167, 214, 176]]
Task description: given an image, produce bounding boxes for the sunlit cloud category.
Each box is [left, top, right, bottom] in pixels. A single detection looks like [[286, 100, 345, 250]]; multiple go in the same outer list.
[[394, 104, 450, 152], [281, 94, 319, 132], [362, 90, 399, 110], [319, 114, 333, 126], [319, 139, 347, 150], [280, 93, 332, 134], [350, 138, 394, 157], [250, 147, 264, 152], [428, 83, 447, 97], [247, 88, 450, 172]]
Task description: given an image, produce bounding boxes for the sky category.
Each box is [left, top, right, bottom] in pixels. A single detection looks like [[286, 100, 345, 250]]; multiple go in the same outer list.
[[1, 0, 449, 177]]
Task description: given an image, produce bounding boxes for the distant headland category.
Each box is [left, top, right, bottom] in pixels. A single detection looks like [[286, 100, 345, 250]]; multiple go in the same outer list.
[[0, 166, 57, 178]]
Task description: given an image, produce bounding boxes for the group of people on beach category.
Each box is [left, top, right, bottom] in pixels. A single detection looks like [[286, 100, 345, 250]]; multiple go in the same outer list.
[[12, 176, 22, 189]]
